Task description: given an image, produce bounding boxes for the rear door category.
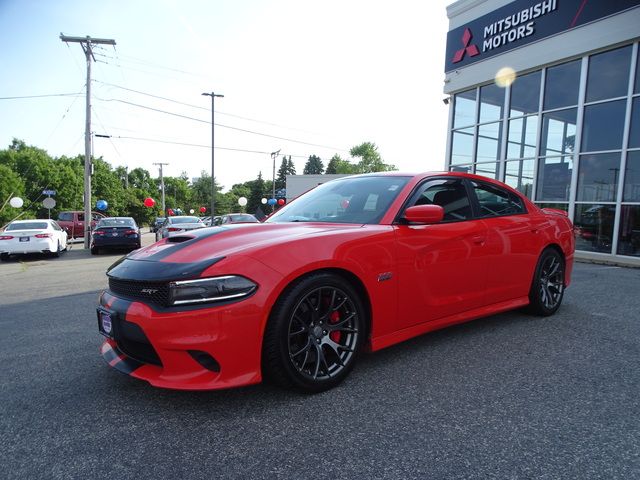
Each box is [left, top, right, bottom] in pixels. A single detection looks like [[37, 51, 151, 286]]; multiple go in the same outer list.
[[394, 178, 489, 328], [468, 180, 543, 304]]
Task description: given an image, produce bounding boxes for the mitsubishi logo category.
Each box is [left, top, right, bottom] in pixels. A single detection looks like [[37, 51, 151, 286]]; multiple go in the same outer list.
[[452, 28, 480, 63]]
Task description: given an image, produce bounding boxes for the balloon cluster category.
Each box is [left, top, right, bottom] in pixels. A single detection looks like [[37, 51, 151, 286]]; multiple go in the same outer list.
[[261, 198, 285, 206]]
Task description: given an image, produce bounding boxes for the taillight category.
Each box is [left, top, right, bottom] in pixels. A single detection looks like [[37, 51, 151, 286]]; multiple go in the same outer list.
[[167, 227, 181, 232], [124, 229, 137, 235], [35, 233, 53, 238], [0, 235, 14, 240], [93, 230, 105, 236]]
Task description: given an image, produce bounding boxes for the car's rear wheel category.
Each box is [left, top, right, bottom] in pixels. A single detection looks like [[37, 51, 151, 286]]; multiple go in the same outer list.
[[51, 241, 61, 258], [0, 253, 9, 262], [262, 272, 365, 393], [529, 248, 565, 316], [90, 246, 99, 255]]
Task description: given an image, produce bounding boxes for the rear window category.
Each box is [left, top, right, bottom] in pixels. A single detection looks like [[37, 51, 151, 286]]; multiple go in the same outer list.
[[7, 222, 49, 230], [98, 218, 136, 227], [170, 216, 201, 224]]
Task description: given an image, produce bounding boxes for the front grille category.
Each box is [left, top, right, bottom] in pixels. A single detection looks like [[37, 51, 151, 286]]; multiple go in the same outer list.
[[109, 278, 170, 306]]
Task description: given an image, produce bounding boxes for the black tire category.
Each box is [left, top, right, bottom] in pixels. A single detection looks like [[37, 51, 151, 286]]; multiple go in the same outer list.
[[51, 241, 61, 258], [90, 246, 99, 255], [262, 272, 366, 393], [0, 253, 9, 262], [528, 248, 565, 316]]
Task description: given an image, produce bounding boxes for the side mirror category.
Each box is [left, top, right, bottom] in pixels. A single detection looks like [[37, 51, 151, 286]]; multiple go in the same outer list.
[[403, 204, 444, 224]]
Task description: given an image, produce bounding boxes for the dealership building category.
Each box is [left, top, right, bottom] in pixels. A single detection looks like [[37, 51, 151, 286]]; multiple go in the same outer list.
[[444, 0, 640, 265]]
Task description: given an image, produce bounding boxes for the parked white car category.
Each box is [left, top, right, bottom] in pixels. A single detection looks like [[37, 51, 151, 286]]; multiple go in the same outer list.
[[0, 219, 68, 261], [155, 216, 206, 241]]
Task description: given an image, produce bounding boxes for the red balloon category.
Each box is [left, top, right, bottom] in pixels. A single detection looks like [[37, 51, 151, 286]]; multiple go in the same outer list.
[[277, 198, 285, 205], [199, 206, 206, 213], [168, 208, 175, 216], [144, 197, 155, 208]]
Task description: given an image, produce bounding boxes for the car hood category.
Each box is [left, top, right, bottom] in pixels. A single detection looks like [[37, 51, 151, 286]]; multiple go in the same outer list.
[[142, 221, 370, 260]]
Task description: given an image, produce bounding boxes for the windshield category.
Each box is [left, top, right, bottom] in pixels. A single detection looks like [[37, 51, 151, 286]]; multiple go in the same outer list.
[[266, 175, 410, 224], [170, 216, 201, 224], [7, 222, 49, 230]]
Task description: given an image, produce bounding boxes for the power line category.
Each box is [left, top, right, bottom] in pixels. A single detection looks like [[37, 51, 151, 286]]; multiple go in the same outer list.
[[0, 93, 82, 100], [93, 79, 323, 135], [93, 96, 349, 152], [106, 134, 308, 158]]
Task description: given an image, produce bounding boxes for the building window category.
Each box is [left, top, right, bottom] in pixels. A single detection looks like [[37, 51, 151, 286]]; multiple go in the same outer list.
[[586, 45, 632, 102], [476, 122, 501, 162], [540, 108, 576, 156], [576, 152, 621, 202], [536, 156, 573, 201], [617, 206, 640, 257], [475, 162, 499, 179], [629, 97, 640, 149], [479, 83, 504, 123], [543, 59, 581, 110], [510, 70, 541, 117], [635, 47, 640, 94], [507, 115, 538, 159], [451, 127, 474, 165], [623, 151, 640, 202], [574, 204, 616, 253], [504, 159, 534, 198], [581, 100, 627, 152], [454, 89, 476, 128]]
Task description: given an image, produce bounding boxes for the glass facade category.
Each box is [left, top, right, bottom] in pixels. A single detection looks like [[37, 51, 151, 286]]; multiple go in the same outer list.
[[447, 42, 640, 259]]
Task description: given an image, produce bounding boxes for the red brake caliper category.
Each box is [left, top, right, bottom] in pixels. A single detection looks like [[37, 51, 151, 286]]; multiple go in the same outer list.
[[329, 311, 341, 342]]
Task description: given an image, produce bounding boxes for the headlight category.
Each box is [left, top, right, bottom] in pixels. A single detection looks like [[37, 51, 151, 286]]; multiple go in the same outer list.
[[168, 275, 257, 306]]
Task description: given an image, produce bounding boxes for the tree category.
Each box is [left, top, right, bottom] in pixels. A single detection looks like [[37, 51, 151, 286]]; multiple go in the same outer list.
[[325, 154, 355, 174], [303, 155, 324, 174], [350, 142, 396, 173], [247, 172, 267, 218], [0, 164, 26, 225], [276, 155, 296, 190]]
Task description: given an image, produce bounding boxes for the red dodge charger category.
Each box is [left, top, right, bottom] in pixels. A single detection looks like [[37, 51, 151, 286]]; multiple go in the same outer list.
[[97, 172, 574, 392]]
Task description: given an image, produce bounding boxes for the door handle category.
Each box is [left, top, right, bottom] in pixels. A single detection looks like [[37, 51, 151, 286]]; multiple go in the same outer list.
[[472, 235, 485, 244]]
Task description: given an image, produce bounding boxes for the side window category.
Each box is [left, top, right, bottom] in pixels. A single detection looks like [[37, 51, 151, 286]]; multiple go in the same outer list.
[[472, 181, 525, 217], [411, 179, 472, 221], [78, 213, 85, 222], [58, 212, 72, 222]]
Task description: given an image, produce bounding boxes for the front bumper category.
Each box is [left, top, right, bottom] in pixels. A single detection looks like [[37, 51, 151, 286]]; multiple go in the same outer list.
[[98, 289, 266, 390]]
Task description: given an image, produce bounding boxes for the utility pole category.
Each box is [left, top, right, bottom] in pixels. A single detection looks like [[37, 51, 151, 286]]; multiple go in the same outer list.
[[271, 150, 281, 212], [60, 34, 116, 249], [202, 92, 224, 217], [153, 163, 169, 215]]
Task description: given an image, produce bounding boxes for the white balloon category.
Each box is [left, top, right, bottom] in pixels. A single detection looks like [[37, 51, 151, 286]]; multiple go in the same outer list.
[[9, 197, 24, 208], [261, 198, 268, 204], [189, 209, 195, 214], [238, 196, 248, 206]]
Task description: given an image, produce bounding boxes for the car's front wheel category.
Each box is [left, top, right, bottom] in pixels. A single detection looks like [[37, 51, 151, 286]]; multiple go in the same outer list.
[[262, 272, 366, 393], [529, 248, 565, 316]]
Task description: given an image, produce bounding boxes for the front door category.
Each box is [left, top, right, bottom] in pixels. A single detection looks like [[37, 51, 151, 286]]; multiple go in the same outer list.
[[394, 178, 489, 329]]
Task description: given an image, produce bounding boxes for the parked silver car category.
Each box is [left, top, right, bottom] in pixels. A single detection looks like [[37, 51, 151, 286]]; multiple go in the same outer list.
[[155, 216, 205, 241]]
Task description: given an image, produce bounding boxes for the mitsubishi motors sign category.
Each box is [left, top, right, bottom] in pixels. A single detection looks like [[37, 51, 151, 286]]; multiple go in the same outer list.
[[444, 0, 640, 72]]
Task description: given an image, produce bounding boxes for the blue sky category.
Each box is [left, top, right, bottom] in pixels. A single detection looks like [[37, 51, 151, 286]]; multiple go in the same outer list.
[[0, 0, 450, 190]]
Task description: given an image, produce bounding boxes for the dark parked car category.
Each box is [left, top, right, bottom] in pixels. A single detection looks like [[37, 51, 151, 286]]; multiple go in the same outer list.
[[91, 217, 141, 255], [151, 217, 166, 233]]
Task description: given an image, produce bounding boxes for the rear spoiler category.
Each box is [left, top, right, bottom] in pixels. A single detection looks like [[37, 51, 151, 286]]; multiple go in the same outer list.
[[541, 208, 568, 217]]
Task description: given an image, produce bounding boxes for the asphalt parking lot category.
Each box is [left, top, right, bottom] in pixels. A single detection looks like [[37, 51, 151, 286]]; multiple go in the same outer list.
[[1, 240, 639, 479]]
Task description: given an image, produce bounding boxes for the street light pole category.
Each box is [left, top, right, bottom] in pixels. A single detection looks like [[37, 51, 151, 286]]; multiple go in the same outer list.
[[202, 92, 224, 217]]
